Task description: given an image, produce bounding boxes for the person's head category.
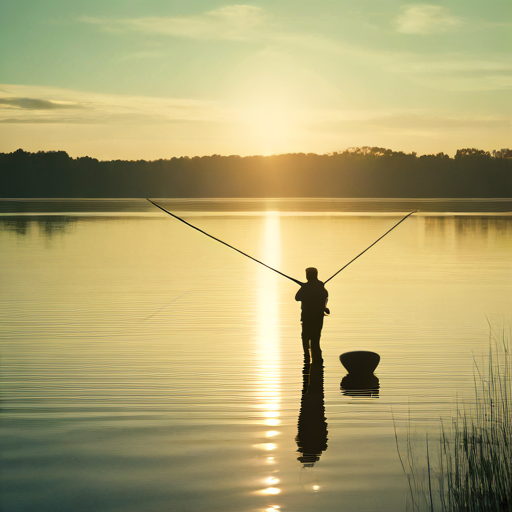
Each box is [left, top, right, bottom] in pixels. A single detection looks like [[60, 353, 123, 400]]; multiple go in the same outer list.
[[305, 267, 318, 281]]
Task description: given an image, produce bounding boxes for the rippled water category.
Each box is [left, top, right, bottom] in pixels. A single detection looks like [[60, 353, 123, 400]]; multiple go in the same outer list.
[[1, 199, 511, 512]]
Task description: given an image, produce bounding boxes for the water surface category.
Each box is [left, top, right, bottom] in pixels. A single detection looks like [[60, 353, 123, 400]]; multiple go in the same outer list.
[[1, 199, 511, 512]]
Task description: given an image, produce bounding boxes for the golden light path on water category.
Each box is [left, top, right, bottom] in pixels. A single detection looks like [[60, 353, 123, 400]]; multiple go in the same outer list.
[[253, 212, 283, 508]]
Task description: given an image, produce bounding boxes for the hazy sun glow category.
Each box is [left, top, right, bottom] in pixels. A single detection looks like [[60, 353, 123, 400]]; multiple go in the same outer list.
[[237, 102, 300, 155], [2, 1, 508, 158]]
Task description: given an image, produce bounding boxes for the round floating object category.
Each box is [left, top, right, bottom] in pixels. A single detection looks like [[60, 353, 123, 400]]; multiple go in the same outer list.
[[340, 351, 380, 375]]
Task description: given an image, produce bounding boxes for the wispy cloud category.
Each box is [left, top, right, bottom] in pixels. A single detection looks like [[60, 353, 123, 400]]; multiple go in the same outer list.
[[0, 85, 223, 124], [395, 4, 463, 35], [408, 73, 512, 92], [118, 50, 166, 62], [384, 53, 512, 91], [388, 58, 512, 74], [309, 107, 511, 130], [1, 85, 509, 157], [0, 118, 75, 123], [0, 97, 82, 110], [79, 5, 266, 41], [76, 5, 511, 92], [2, 84, 506, 135]]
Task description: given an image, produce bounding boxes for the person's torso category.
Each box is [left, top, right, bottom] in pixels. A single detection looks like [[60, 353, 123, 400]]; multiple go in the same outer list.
[[300, 281, 327, 318]]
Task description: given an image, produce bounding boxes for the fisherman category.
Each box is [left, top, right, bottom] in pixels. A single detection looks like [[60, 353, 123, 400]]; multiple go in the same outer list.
[[147, 200, 414, 363], [295, 268, 329, 363]]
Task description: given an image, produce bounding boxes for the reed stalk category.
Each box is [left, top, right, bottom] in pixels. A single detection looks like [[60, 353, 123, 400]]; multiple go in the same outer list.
[[399, 327, 511, 512]]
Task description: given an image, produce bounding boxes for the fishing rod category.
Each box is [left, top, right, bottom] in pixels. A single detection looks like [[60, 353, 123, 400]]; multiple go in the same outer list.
[[147, 198, 302, 285], [324, 211, 416, 283], [147, 199, 415, 286]]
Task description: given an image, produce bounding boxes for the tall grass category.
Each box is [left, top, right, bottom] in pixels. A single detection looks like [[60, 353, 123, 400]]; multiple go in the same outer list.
[[398, 327, 511, 512]]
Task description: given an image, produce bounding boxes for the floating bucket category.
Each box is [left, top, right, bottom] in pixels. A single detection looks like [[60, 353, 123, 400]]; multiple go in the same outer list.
[[339, 351, 380, 375]]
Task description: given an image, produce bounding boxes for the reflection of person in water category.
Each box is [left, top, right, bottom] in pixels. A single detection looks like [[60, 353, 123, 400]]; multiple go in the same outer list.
[[295, 268, 329, 363], [296, 362, 328, 467]]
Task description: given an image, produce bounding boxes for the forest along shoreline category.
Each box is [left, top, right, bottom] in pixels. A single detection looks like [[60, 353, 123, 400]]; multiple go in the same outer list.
[[1, 147, 511, 198]]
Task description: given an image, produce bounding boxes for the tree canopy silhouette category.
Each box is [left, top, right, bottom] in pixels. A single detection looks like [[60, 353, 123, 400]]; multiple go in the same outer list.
[[1, 147, 510, 198]]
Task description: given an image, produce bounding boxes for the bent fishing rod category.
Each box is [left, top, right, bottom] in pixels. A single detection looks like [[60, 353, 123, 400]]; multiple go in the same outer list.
[[147, 198, 416, 285], [323, 210, 416, 283], [147, 198, 302, 285]]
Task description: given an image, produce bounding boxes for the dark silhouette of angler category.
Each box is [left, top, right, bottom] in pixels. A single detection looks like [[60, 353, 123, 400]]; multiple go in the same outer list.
[[295, 267, 329, 363], [296, 362, 328, 466], [148, 200, 416, 359], [147, 198, 302, 285]]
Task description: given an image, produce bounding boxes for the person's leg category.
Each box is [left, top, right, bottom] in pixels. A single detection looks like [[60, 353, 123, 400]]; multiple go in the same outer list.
[[310, 331, 323, 362], [309, 318, 324, 362], [301, 323, 311, 362]]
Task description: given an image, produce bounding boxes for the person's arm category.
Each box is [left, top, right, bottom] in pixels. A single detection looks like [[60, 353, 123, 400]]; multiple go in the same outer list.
[[295, 286, 304, 301]]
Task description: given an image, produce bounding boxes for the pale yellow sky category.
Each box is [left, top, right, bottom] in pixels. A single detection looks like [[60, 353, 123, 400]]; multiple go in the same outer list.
[[0, 1, 510, 158]]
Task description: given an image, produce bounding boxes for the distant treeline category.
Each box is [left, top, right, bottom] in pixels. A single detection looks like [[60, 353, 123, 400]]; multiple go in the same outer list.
[[1, 147, 511, 198]]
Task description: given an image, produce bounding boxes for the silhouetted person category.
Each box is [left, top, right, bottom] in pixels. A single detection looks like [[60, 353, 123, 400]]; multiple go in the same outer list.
[[295, 267, 329, 363], [296, 362, 328, 466]]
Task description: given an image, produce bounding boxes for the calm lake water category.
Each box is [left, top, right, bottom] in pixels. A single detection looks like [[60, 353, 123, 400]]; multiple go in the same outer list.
[[1, 199, 511, 512]]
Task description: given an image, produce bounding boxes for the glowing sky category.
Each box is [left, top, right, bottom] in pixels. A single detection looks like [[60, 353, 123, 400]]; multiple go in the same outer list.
[[0, 1, 510, 159]]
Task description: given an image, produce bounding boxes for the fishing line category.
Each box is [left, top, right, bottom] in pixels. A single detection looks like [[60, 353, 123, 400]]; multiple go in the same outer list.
[[147, 199, 415, 285], [142, 291, 192, 321]]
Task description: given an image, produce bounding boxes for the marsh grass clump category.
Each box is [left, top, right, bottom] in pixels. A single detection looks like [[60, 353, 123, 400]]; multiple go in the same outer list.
[[399, 328, 512, 512]]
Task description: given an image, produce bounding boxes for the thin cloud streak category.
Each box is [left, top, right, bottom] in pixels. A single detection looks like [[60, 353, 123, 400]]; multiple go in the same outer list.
[[308, 107, 511, 131], [78, 5, 266, 41], [78, 5, 511, 92], [387, 58, 512, 74], [1, 84, 507, 136], [275, 33, 512, 90], [384, 54, 512, 91], [0, 97, 83, 110], [0, 85, 223, 124], [118, 51, 166, 62], [395, 4, 463, 35], [0, 118, 83, 124]]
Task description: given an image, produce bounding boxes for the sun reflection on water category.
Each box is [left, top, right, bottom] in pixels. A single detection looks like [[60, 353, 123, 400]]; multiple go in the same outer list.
[[261, 487, 281, 495], [254, 212, 282, 506]]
